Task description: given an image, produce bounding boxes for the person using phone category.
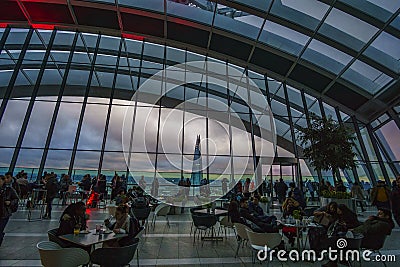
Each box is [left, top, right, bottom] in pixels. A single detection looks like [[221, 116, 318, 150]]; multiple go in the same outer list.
[[104, 205, 140, 247]]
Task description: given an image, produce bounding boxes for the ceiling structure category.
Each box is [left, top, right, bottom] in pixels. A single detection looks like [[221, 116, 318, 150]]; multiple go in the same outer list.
[[1, 0, 399, 123]]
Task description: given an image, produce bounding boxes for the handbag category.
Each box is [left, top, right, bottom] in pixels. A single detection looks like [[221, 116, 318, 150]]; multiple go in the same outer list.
[[313, 213, 334, 227]]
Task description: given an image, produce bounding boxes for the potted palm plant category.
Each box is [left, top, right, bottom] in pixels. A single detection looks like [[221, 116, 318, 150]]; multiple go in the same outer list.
[[298, 114, 357, 210]]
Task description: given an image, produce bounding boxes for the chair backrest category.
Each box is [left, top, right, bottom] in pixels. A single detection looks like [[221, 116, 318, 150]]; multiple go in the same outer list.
[[245, 229, 282, 249], [90, 238, 139, 267], [47, 228, 67, 248], [234, 223, 251, 241], [220, 216, 234, 227], [344, 234, 364, 250], [132, 207, 151, 220], [155, 204, 171, 216], [361, 234, 387, 250], [192, 214, 217, 228], [37, 241, 89, 267]]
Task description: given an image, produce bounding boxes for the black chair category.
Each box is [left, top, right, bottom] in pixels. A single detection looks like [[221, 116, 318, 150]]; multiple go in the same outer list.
[[132, 207, 151, 233], [361, 234, 388, 267], [189, 207, 205, 236], [90, 238, 140, 267], [191, 213, 217, 246], [47, 228, 68, 248], [304, 207, 318, 217]]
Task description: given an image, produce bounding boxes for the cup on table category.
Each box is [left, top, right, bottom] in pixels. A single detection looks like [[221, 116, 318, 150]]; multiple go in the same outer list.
[[95, 224, 101, 234], [73, 224, 81, 235]]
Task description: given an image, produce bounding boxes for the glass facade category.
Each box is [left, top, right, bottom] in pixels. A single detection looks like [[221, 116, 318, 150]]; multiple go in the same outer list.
[[0, 27, 398, 188]]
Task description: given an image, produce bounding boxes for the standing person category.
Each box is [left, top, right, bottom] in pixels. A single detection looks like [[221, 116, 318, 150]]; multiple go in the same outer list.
[[0, 175, 19, 246], [151, 177, 159, 197], [275, 178, 288, 204], [371, 180, 391, 210], [243, 178, 251, 199], [4, 172, 20, 198], [221, 177, 228, 196], [351, 182, 366, 212], [185, 178, 191, 197], [390, 176, 400, 227], [305, 179, 315, 202], [43, 174, 59, 219], [138, 176, 146, 191], [60, 174, 72, 205]]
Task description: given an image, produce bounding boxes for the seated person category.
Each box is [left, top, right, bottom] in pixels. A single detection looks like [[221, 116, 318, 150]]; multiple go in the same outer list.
[[336, 204, 361, 230], [115, 189, 129, 206], [104, 205, 141, 247], [57, 202, 89, 236], [308, 202, 339, 253], [238, 198, 278, 232], [313, 201, 339, 228], [352, 208, 394, 236], [287, 182, 306, 208], [281, 197, 303, 247], [248, 195, 269, 220]]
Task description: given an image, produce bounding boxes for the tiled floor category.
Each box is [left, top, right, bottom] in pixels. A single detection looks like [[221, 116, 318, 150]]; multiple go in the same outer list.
[[0, 201, 399, 266]]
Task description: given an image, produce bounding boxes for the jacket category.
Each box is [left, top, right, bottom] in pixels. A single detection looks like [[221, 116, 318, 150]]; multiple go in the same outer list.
[[57, 213, 87, 236], [353, 216, 394, 236], [0, 185, 19, 219], [371, 185, 391, 204]]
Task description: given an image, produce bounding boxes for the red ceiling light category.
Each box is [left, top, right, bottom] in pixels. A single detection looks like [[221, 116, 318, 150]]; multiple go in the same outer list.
[[122, 32, 144, 41], [30, 23, 55, 30]]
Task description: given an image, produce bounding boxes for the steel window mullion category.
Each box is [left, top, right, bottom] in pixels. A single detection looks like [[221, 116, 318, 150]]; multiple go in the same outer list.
[[153, 44, 167, 183], [98, 39, 123, 175], [0, 29, 33, 126], [300, 90, 322, 182], [283, 83, 301, 188], [38, 31, 79, 179], [366, 124, 390, 186], [335, 107, 359, 184], [68, 34, 102, 177], [126, 40, 145, 181], [373, 129, 400, 177], [352, 116, 378, 186], [9, 29, 57, 173], [0, 27, 11, 55]]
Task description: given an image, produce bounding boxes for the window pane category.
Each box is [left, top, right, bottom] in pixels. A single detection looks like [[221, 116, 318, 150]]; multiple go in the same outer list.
[[0, 100, 29, 147], [77, 104, 108, 150], [50, 102, 82, 149], [21, 101, 56, 148]]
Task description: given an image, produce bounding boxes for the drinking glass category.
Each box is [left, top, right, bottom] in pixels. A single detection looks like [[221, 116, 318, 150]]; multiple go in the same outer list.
[[73, 224, 81, 235]]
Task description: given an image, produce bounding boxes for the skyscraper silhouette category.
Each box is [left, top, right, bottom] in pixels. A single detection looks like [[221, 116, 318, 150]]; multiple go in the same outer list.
[[190, 135, 203, 186]]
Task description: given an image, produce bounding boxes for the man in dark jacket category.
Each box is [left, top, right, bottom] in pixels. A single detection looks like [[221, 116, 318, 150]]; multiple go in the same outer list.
[[275, 178, 288, 204], [391, 176, 400, 227], [43, 174, 59, 219], [0, 175, 19, 246]]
